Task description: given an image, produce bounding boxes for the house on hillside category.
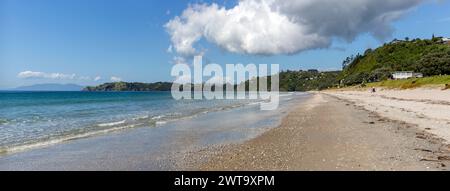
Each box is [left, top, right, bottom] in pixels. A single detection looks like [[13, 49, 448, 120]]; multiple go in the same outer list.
[[442, 37, 450, 45], [392, 71, 423, 80], [390, 39, 405, 44]]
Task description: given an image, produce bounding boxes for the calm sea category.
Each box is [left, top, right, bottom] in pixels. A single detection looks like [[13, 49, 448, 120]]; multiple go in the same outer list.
[[0, 91, 290, 154]]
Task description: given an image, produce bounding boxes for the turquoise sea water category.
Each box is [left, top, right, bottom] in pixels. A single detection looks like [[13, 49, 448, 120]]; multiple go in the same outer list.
[[0, 91, 274, 153]]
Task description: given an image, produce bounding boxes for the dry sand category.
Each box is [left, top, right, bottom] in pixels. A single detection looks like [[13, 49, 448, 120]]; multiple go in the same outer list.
[[324, 88, 450, 143], [183, 92, 450, 171]]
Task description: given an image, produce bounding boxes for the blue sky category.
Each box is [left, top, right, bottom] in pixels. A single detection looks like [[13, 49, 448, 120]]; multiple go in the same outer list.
[[1, 0, 450, 89]]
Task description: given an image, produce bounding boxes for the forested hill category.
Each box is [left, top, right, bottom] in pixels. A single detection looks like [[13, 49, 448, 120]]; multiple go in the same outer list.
[[277, 70, 341, 91], [339, 37, 450, 85], [83, 70, 340, 92], [84, 37, 450, 92], [83, 82, 172, 91]]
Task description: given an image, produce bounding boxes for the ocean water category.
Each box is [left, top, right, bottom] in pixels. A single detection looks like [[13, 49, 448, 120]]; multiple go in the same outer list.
[[0, 91, 295, 154]]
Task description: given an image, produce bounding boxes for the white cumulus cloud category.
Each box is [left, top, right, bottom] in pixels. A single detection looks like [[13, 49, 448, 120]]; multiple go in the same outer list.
[[78, 76, 92, 81], [165, 0, 426, 56], [110, 76, 123, 82], [94, 76, 102, 81], [171, 56, 189, 65], [18, 71, 76, 80], [17, 71, 107, 82]]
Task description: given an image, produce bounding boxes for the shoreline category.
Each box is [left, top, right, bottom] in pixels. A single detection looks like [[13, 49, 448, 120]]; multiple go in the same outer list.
[[1, 90, 449, 170], [184, 92, 450, 171], [0, 93, 308, 170], [0, 92, 301, 157]]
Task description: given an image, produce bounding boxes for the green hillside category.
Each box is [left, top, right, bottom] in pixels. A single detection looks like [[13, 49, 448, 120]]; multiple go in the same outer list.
[[340, 37, 450, 86], [84, 37, 450, 92], [83, 82, 172, 91], [367, 75, 450, 89], [278, 70, 341, 91], [84, 70, 340, 92]]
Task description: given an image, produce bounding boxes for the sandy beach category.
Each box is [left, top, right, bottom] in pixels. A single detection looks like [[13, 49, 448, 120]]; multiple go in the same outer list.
[[184, 90, 450, 171], [325, 88, 450, 143], [1, 90, 449, 171]]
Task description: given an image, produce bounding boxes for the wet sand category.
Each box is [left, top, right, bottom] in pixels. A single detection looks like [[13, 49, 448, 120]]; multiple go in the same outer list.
[[0, 93, 308, 170], [186, 93, 450, 171]]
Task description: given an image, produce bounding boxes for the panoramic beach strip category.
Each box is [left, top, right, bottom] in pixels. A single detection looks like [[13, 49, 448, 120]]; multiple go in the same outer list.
[[1, 85, 449, 170], [2, 0, 450, 176]]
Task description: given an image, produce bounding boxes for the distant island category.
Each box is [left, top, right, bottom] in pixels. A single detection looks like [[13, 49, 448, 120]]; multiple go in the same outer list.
[[83, 82, 173, 91], [14, 83, 84, 91]]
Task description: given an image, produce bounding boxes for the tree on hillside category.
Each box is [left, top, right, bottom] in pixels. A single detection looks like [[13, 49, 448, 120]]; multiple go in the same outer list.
[[342, 55, 354, 69], [414, 49, 450, 76], [339, 37, 450, 86]]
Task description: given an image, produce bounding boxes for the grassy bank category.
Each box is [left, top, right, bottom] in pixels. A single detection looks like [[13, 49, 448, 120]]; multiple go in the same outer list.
[[367, 75, 450, 89]]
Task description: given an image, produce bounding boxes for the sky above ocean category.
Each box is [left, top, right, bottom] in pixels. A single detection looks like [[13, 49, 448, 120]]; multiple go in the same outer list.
[[1, 0, 450, 89]]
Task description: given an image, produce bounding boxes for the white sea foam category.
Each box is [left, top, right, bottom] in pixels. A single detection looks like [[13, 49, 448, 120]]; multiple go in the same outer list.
[[155, 121, 167, 125], [97, 120, 126, 127], [1, 93, 305, 156], [2, 124, 137, 154], [151, 115, 164, 120], [132, 115, 149, 121]]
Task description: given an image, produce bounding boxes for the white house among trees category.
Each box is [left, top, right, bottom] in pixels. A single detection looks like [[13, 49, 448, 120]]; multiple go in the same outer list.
[[392, 71, 423, 79], [442, 37, 450, 44]]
